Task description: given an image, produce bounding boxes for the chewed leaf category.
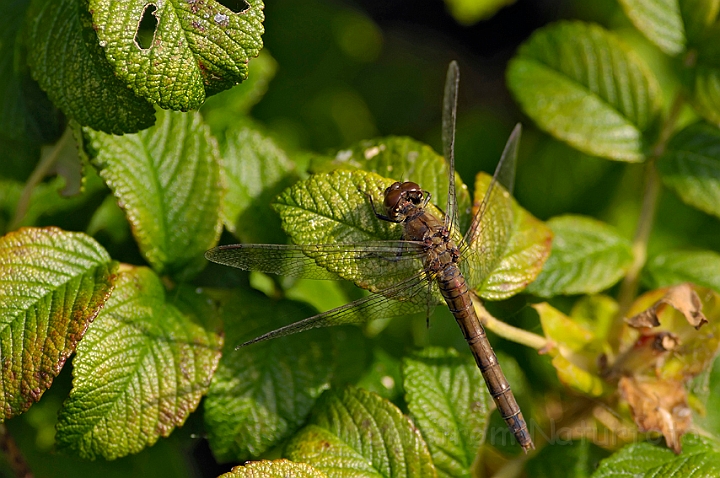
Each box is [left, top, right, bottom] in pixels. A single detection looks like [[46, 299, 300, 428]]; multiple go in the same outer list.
[[507, 21, 660, 161], [527, 215, 633, 297], [88, 109, 222, 279], [204, 290, 334, 462], [220, 460, 327, 478], [56, 266, 222, 460], [89, 0, 264, 110], [470, 172, 553, 300], [27, 0, 155, 134], [285, 386, 436, 477], [0, 227, 116, 419], [403, 347, 491, 478]]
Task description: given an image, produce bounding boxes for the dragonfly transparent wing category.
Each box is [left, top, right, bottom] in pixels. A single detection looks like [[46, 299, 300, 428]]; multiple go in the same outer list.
[[242, 273, 436, 345], [461, 124, 521, 289], [442, 60, 460, 234], [205, 240, 429, 294]]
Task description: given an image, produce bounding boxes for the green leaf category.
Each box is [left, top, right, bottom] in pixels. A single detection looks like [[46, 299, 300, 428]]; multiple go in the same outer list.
[[591, 434, 720, 477], [220, 125, 297, 244], [688, 26, 720, 124], [617, 0, 686, 55], [0, 227, 116, 420], [204, 289, 334, 462], [89, 0, 264, 111], [680, 0, 720, 45], [657, 122, 720, 219], [285, 386, 436, 477], [27, 0, 155, 134], [527, 215, 633, 297], [313, 136, 472, 234], [471, 172, 553, 300], [88, 109, 222, 278], [443, 0, 515, 25], [507, 21, 660, 162], [644, 249, 720, 294], [527, 439, 609, 478], [55, 266, 223, 460], [403, 347, 491, 478], [220, 459, 328, 478], [202, 50, 278, 132]]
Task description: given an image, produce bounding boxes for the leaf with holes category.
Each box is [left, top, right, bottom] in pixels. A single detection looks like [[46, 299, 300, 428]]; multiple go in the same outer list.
[[403, 347, 491, 478], [0, 227, 116, 420], [55, 265, 222, 460], [220, 460, 327, 478], [285, 386, 436, 477], [27, 0, 155, 134], [204, 289, 334, 462], [89, 0, 265, 111], [507, 21, 660, 161], [644, 250, 720, 294], [657, 122, 720, 219], [87, 109, 222, 279], [527, 215, 633, 297]]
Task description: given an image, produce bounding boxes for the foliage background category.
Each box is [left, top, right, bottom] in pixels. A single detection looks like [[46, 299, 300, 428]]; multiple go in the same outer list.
[[2, 0, 720, 476]]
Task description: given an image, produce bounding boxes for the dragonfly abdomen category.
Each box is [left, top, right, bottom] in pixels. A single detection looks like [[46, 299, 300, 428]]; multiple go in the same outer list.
[[437, 266, 534, 452]]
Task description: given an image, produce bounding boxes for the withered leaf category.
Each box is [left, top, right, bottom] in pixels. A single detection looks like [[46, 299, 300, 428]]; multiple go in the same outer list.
[[619, 376, 691, 454], [627, 283, 708, 330]]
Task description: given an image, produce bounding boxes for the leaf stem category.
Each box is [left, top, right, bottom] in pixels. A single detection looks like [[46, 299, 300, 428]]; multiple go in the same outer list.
[[0, 425, 33, 478], [612, 90, 686, 344], [473, 299, 547, 350], [10, 126, 73, 231]]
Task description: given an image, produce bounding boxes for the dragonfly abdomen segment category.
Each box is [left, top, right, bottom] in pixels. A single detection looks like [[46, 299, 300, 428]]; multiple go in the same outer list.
[[437, 266, 534, 452]]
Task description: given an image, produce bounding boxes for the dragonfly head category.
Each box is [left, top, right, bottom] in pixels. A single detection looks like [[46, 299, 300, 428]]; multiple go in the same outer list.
[[383, 181, 424, 220]]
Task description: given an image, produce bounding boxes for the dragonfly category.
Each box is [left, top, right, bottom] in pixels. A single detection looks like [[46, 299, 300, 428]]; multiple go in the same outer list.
[[206, 61, 534, 452]]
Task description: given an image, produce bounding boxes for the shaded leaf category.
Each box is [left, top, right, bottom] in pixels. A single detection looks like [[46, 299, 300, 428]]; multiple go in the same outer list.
[[527, 215, 633, 297], [444, 0, 515, 25], [645, 249, 720, 294], [507, 21, 660, 161], [526, 439, 609, 478], [0, 227, 116, 419], [88, 109, 222, 278], [403, 347, 491, 478], [617, 0, 686, 55], [89, 0, 264, 110], [471, 172, 553, 300], [285, 386, 436, 477], [204, 290, 334, 462], [657, 122, 720, 219], [55, 266, 223, 460], [591, 434, 720, 477], [680, 0, 720, 46], [27, 0, 155, 134], [688, 27, 720, 124], [220, 126, 297, 244], [220, 459, 327, 478]]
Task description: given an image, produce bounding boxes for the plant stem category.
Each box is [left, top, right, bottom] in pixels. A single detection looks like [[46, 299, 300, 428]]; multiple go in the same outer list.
[[9, 127, 73, 231], [473, 298, 547, 350], [0, 425, 32, 478], [611, 90, 686, 344]]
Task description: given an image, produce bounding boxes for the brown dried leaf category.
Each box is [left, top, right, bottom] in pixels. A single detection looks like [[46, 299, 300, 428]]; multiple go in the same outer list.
[[627, 283, 708, 330], [619, 376, 691, 453]]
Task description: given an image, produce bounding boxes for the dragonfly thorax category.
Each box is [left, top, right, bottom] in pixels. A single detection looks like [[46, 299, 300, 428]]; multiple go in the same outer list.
[[383, 181, 424, 221]]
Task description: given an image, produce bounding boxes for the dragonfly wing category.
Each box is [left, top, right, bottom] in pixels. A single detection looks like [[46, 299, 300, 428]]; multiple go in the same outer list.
[[442, 60, 460, 233], [462, 124, 521, 289], [241, 273, 436, 346], [205, 241, 428, 293]]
